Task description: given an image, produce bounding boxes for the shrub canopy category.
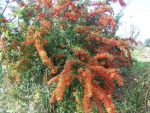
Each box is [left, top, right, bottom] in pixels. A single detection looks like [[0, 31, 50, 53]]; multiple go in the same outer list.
[[0, 0, 132, 113]]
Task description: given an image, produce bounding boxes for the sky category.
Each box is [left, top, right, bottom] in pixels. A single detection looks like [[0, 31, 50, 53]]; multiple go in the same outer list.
[[1, 0, 150, 43], [112, 0, 150, 42]]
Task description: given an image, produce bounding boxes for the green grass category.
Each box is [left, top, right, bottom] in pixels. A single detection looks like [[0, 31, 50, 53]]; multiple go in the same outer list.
[[115, 62, 150, 113]]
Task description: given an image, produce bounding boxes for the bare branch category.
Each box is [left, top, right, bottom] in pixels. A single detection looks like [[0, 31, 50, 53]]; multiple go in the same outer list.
[[1, 0, 9, 15], [8, 17, 15, 22]]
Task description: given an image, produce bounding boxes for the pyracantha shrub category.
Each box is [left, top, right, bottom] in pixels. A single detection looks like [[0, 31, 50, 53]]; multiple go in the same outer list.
[[1, 0, 132, 113]]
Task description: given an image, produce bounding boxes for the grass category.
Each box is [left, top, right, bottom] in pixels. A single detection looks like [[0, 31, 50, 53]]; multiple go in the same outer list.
[[115, 62, 150, 113]]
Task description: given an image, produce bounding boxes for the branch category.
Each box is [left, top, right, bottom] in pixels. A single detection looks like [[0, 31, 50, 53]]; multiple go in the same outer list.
[[8, 17, 15, 22], [1, 0, 9, 15]]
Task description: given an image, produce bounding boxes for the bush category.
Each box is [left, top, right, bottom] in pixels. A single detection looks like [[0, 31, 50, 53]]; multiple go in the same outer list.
[[1, 0, 131, 113]]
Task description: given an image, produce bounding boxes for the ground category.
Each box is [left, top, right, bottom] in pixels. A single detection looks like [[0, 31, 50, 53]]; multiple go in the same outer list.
[[133, 46, 150, 62]]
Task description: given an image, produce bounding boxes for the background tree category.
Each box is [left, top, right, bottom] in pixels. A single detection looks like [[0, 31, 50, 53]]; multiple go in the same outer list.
[[145, 38, 150, 47]]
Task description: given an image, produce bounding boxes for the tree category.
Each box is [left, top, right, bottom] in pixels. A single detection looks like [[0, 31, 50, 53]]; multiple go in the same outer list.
[[145, 38, 150, 47]]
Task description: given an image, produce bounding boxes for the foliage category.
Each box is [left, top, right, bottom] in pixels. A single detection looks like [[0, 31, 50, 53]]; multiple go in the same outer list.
[[114, 62, 150, 113], [0, 0, 132, 113], [1, 62, 149, 113]]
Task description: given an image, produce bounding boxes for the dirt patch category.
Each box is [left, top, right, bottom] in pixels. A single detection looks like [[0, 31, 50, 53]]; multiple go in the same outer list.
[[135, 47, 150, 62]]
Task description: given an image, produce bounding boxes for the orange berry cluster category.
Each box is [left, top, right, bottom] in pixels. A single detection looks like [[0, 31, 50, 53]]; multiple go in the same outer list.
[[47, 47, 128, 113], [3, 0, 130, 113]]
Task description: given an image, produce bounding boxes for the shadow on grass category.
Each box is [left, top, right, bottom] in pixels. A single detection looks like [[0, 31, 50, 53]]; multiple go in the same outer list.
[[115, 61, 150, 113]]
